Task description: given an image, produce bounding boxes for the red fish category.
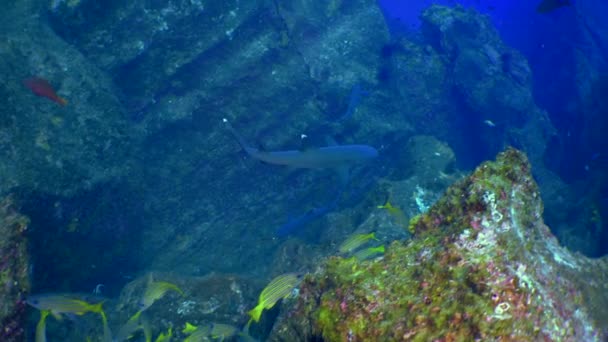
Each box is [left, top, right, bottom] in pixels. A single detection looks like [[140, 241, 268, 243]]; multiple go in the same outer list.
[[23, 77, 68, 106]]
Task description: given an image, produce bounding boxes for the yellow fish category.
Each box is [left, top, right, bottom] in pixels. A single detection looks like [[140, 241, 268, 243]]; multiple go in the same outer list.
[[139, 277, 184, 311], [26, 293, 105, 318], [377, 200, 408, 228], [353, 245, 385, 261], [183, 322, 212, 342], [154, 327, 172, 342], [248, 273, 301, 323], [339, 232, 378, 254], [115, 310, 146, 342], [209, 322, 238, 340]]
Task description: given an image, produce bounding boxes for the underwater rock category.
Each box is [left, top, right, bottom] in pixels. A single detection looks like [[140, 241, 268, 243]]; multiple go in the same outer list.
[[0, 196, 30, 342], [416, 5, 577, 252], [420, 5, 553, 160], [355, 135, 459, 241], [268, 148, 608, 341], [276, 0, 387, 85], [113, 0, 389, 279], [0, 10, 132, 196]]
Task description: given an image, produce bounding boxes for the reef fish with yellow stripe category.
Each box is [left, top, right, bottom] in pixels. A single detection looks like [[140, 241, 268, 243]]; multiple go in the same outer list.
[[138, 278, 184, 311], [248, 273, 302, 323], [339, 232, 378, 254], [26, 293, 105, 318], [353, 245, 385, 261], [377, 200, 408, 229]]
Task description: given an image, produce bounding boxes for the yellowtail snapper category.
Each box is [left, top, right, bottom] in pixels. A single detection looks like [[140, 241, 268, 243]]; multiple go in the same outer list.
[[377, 200, 408, 228], [339, 232, 378, 254], [353, 245, 385, 261], [139, 278, 184, 311], [114, 310, 149, 342], [27, 293, 110, 342], [26, 293, 105, 318], [182, 322, 211, 342], [154, 327, 172, 342], [248, 273, 302, 323]]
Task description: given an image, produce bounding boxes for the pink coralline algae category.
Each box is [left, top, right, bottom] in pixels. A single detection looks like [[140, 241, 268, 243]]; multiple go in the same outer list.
[[269, 148, 608, 341]]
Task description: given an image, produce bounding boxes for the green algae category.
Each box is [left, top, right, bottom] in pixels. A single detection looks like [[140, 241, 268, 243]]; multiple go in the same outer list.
[[270, 149, 604, 341]]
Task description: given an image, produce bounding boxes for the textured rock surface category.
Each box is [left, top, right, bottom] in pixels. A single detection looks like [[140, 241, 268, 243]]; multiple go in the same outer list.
[[268, 149, 608, 341], [418, 5, 555, 167], [0, 2, 132, 196], [0, 197, 30, 341]]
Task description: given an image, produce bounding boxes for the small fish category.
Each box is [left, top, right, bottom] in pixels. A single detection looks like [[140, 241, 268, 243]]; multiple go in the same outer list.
[[248, 273, 302, 323], [536, 0, 571, 13], [377, 200, 408, 228], [139, 278, 184, 311], [183, 322, 212, 342], [209, 322, 238, 340], [35, 310, 50, 342], [339, 232, 378, 254], [23, 77, 68, 106], [154, 327, 172, 342], [26, 293, 105, 317], [114, 310, 145, 342], [353, 245, 385, 261]]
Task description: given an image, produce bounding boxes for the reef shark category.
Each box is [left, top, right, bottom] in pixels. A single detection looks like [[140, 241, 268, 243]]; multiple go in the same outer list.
[[223, 118, 378, 170]]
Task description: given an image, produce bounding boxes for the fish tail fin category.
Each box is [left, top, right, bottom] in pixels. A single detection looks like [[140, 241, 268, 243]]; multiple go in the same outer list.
[[222, 118, 257, 155], [377, 200, 392, 210], [370, 232, 379, 241], [89, 301, 105, 314], [170, 284, 185, 296], [247, 303, 264, 323], [42, 309, 50, 319], [128, 310, 143, 323]]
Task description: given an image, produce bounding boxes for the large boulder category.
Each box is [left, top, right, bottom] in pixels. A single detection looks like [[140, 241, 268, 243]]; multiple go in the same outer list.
[[269, 149, 608, 341]]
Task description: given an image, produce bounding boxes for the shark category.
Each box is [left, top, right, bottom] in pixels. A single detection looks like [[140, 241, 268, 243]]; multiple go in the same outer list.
[[223, 118, 378, 169]]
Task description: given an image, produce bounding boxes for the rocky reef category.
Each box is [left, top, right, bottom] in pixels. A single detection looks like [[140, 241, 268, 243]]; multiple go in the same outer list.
[[0, 197, 30, 342], [269, 149, 608, 341], [1, 1, 607, 340]]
